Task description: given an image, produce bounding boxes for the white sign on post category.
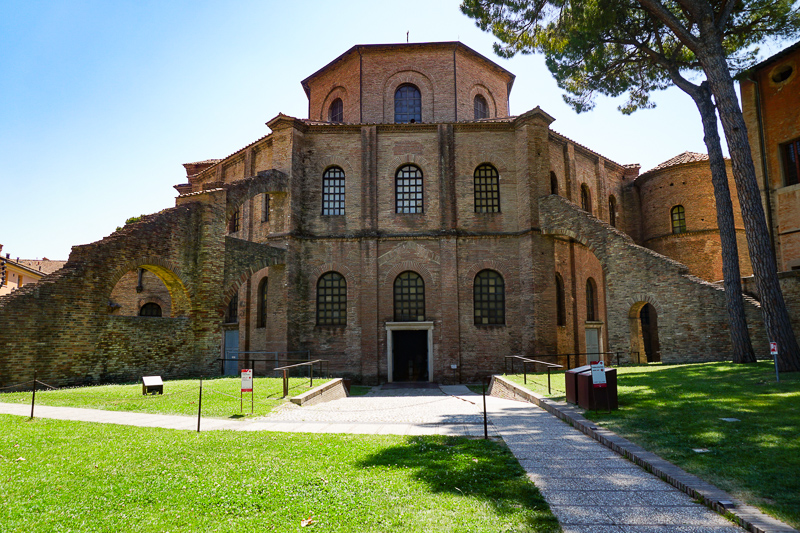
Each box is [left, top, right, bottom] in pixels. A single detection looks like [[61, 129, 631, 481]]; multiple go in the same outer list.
[[241, 369, 253, 392], [770, 342, 778, 356], [590, 361, 607, 388]]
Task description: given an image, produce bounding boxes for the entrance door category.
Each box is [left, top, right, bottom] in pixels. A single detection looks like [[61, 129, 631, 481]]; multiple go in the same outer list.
[[392, 330, 428, 382], [640, 304, 661, 362], [224, 329, 239, 376], [585, 328, 600, 360]]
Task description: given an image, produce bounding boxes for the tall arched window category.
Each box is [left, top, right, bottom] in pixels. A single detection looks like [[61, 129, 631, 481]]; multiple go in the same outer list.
[[550, 172, 559, 195], [586, 278, 597, 321], [329, 98, 343, 123], [257, 277, 268, 328], [609, 195, 617, 227], [581, 184, 592, 214], [316, 272, 347, 326], [394, 271, 425, 321], [396, 165, 423, 214], [474, 164, 500, 213], [394, 84, 421, 123], [474, 94, 489, 119], [322, 167, 345, 216], [671, 205, 686, 234], [139, 302, 162, 317], [227, 293, 238, 323], [228, 207, 240, 233], [474, 270, 505, 325], [555, 273, 566, 326]]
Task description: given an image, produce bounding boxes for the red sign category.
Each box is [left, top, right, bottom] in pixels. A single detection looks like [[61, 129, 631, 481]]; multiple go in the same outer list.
[[770, 342, 778, 356], [590, 361, 607, 388], [241, 369, 253, 392]]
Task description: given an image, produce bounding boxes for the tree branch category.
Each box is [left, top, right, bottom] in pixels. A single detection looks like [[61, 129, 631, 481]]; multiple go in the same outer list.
[[635, 0, 700, 50]]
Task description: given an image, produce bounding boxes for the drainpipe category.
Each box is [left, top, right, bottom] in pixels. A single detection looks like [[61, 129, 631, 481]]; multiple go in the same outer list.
[[749, 73, 777, 264]]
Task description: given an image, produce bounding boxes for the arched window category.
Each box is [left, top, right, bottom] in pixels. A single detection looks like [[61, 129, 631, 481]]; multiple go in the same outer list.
[[139, 302, 162, 317], [322, 167, 345, 216], [783, 138, 800, 186], [394, 271, 425, 321], [394, 84, 421, 123], [329, 98, 343, 123], [228, 207, 240, 233], [474, 270, 505, 325], [586, 278, 597, 321], [474, 94, 489, 119], [555, 273, 566, 326], [671, 205, 686, 234], [257, 277, 268, 328], [609, 195, 617, 227], [474, 164, 500, 213], [550, 172, 559, 195], [226, 293, 238, 323], [316, 272, 347, 326], [581, 184, 592, 214], [396, 165, 423, 214]]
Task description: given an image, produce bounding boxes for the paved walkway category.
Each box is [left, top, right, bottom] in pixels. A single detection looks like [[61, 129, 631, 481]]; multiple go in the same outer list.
[[1, 385, 792, 532]]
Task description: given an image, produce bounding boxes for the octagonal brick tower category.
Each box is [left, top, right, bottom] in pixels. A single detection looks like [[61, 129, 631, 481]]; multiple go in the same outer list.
[[301, 42, 515, 124]]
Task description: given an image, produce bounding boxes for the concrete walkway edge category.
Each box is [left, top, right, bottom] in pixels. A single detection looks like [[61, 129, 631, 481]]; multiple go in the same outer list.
[[489, 375, 799, 533]]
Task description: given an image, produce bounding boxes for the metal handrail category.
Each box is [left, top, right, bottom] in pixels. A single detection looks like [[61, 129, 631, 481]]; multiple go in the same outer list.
[[272, 359, 329, 398], [504, 355, 564, 394]]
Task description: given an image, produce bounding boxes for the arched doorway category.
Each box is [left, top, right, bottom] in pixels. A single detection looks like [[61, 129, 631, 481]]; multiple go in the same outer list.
[[629, 301, 661, 363]]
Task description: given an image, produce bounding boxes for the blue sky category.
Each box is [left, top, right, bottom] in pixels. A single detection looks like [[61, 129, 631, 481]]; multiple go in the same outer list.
[[0, 0, 777, 260]]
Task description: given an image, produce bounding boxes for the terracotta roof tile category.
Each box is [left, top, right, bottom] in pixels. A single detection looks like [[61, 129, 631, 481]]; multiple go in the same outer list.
[[17, 259, 67, 275], [642, 151, 710, 174]]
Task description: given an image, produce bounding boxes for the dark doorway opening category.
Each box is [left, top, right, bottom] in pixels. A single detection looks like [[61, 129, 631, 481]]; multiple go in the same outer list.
[[640, 303, 661, 362], [392, 330, 428, 382]]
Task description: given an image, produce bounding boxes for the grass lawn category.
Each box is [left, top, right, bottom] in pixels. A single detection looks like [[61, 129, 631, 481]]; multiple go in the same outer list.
[[0, 415, 559, 532], [508, 361, 800, 528], [0, 377, 329, 419]]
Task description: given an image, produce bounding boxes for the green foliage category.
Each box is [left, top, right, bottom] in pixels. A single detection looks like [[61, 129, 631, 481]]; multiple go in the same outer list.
[[0, 377, 328, 418], [0, 420, 559, 532], [116, 214, 146, 231], [460, 0, 800, 113], [512, 362, 800, 527]]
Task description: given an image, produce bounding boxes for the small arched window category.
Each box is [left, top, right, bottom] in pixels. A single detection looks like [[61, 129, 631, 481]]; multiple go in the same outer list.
[[581, 185, 592, 214], [316, 272, 347, 326], [474, 94, 489, 119], [555, 273, 566, 327], [474, 270, 505, 325], [394, 271, 425, 321], [395, 84, 421, 123], [396, 165, 423, 213], [139, 302, 162, 317], [671, 205, 686, 234], [257, 277, 268, 328], [329, 98, 343, 123], [322, 167, 345, 216], [474, 164, 500, 213], [586, 278, 597, 321], [550, 172, 559, 195], [609, 195, 617, 227]]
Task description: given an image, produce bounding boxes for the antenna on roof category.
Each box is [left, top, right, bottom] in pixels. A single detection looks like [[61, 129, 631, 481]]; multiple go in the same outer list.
[[406, 31, 409, 43]]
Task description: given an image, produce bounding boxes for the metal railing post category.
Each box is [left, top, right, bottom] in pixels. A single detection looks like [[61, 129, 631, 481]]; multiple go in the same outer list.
[[282, 369, 288, 398]]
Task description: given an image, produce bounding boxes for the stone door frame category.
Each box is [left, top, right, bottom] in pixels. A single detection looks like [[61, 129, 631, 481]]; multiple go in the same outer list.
[[385, 321, 434, 383]]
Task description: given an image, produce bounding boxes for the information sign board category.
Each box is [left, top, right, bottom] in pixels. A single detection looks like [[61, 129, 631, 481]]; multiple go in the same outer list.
[[590, 361, 607, 388], [770, 342, 778, 356], [241, 369, 253, 392]]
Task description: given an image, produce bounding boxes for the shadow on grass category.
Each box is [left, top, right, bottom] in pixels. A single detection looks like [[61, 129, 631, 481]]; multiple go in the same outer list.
[[356, 435, 560, 532]]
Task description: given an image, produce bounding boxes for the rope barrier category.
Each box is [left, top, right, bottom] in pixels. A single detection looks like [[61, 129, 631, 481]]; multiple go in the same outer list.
[[0, 380, 34, 391]]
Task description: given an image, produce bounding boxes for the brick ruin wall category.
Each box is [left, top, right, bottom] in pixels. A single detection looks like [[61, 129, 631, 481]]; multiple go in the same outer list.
[[539, 194, 769, 362]]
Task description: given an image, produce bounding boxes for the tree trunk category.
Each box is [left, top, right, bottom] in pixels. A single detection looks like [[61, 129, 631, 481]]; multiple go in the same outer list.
[[696, 37, 800, 371], [687, 82, 756, 363]]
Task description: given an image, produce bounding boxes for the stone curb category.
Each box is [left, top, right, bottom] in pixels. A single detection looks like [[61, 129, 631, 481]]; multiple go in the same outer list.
[[489, 375, 799, 533], [290, 378, 346, 407]]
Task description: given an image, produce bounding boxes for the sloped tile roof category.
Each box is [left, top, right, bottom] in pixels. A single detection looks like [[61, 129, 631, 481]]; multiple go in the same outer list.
[[643, 151, 709, 174]]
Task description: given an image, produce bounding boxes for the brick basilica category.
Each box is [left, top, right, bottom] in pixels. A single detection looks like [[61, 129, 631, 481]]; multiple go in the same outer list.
[[3, 41, 800, 387]]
